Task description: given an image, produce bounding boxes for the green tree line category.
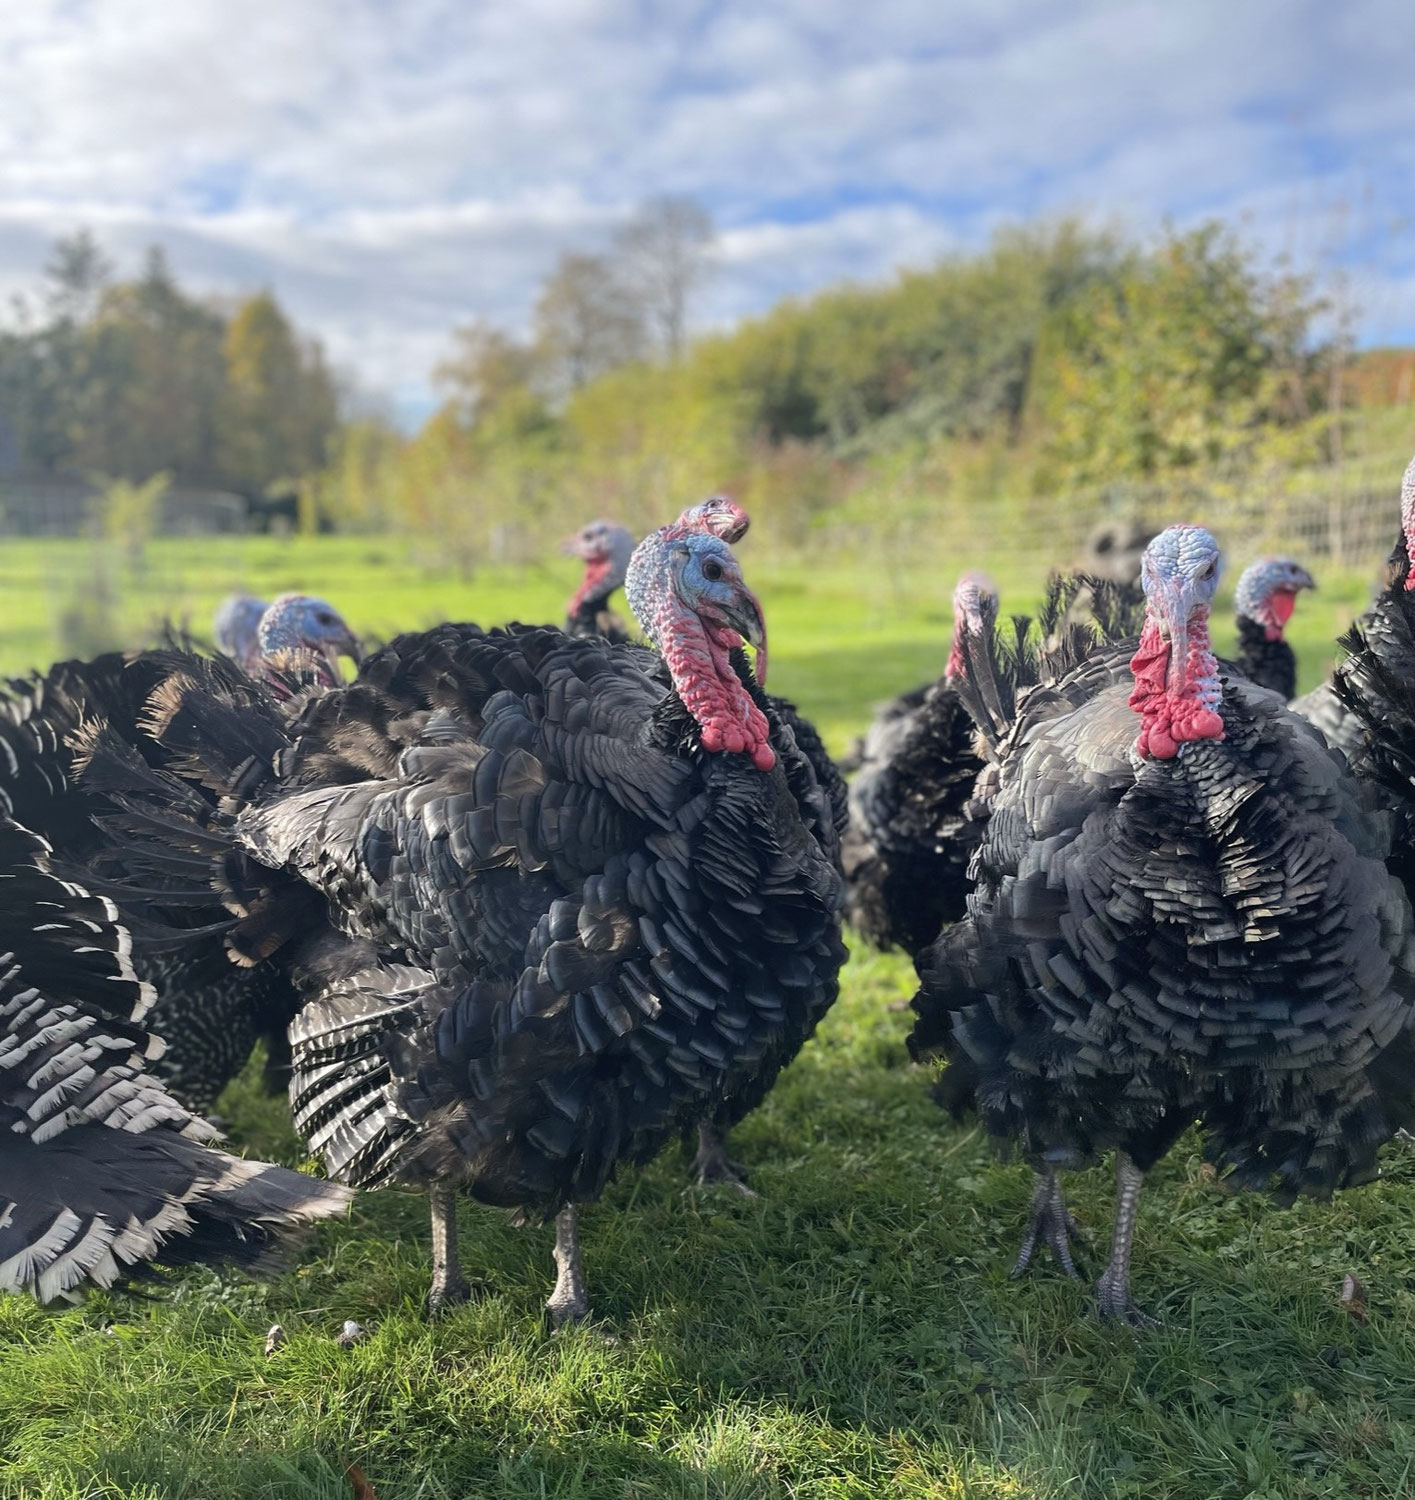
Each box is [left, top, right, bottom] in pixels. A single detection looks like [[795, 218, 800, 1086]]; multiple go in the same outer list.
[[0, 231, 340, 497], [3, 215, 1398, 570], [320, 215, 1360, 567]]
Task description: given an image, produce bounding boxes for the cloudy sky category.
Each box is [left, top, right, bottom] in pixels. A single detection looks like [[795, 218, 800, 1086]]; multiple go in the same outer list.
[[2, 0, 1412, 424]]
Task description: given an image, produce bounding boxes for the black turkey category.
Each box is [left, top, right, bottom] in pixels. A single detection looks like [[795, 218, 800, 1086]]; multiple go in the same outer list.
[[911, 523, 1415, 1324], [88, 522, 846, 1322], [1296, 469, 1415, 767], [1232, 556, 1315, 699], [841, 574, 996, 954], [0, 593, 360, 1114], [213, 593, 268, 667], [666, 494, 845, 1182], [1332, 453, 1415, 891], [0, 814, 349, 1300], [561, 521, 635, 643]]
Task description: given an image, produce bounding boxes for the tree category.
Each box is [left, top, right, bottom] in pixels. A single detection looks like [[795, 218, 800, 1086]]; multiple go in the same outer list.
[[612, 197, 715, 361], [1031, 224, 1322, 490], [221, 290, 340, 490], [73, 247, 229, 482], [434, 321, 540, 426], [533, 252, 645, 395], [43, 231, 112, 326]]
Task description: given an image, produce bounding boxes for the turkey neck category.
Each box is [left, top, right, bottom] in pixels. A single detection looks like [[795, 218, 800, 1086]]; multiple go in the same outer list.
[[647, 628, 775, 772], [645, 601, 774, 772], [1128, 611, 1224, 761], [1235, 616, 1297, 700], [568, 556, 619, 618]]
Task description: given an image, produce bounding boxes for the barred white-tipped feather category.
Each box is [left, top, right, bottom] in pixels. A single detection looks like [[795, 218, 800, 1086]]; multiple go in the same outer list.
[[0, 813, 350, 1297]]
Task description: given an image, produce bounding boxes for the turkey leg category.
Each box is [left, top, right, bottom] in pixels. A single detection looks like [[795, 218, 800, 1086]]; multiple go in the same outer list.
[[1095, 1152, 1159, 1326], [691, 1119, 756, 1195], [427, 1185, 472, 1316], [546, 1203, 590, 1327], [1011, 1166, 1083, 1279]]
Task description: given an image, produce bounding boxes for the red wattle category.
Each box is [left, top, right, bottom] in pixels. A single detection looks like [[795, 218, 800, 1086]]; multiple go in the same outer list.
[[658, 606, 774, 772], [1128, 620, 1225, 760], [569, 556, 613, 614]]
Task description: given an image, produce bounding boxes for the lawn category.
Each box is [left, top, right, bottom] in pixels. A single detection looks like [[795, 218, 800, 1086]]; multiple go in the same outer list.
[[1, 532, 1411, 1500]]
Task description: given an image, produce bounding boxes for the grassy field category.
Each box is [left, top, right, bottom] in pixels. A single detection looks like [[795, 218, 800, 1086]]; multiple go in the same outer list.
[[0, 531, 1380, 756], [2, 532, 1412, 1500]]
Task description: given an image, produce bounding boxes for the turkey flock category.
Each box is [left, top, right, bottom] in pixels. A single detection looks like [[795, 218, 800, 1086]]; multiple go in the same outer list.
[[4, 458, 1415, 1340]]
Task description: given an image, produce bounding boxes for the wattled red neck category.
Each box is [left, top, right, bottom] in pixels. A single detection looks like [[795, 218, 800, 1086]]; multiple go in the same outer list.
[[570, 556, 615, 615], [1128, 614, 1225, 760], [647, 592, 774, 771]]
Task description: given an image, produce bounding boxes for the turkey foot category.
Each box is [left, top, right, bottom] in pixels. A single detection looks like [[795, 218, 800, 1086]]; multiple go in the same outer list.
[[1011, 1167, 1083, 1280], [691, 1120, 757, 1196], [1094, 1153, 1161, 1328], [545, 1204, 590, 1329], [427, 1185, 477, 1317]]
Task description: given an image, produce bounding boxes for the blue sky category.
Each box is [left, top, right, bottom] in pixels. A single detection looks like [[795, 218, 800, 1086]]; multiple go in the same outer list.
[[1, 0, 1413, 426]]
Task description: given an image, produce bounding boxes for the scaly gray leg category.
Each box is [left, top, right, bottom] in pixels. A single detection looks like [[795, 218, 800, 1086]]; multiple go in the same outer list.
[[691, 1119, 756, 1196], [1011, 1167, 1083, 1280], [546, 1204, 590, 1328], [427, 1185, 471, 1316], [1095, 1152, 1160, 1327]]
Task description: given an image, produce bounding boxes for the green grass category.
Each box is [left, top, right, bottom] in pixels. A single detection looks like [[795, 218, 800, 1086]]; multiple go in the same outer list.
[[1, 534, 1410, 1499], [0, 532, 1378, 758]]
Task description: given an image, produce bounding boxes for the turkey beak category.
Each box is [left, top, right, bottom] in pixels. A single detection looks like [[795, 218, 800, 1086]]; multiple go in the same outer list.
[[724, 587, 768, 687], [326, 629, 361, 680]]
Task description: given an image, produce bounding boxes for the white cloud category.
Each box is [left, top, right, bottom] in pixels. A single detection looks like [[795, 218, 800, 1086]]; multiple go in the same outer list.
[[0, 0, 1411, 421]]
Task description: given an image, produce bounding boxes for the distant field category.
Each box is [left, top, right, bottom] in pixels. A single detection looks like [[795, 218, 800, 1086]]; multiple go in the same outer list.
[[0, 531, 1382, 756], [2, 529, 1411, 1500]]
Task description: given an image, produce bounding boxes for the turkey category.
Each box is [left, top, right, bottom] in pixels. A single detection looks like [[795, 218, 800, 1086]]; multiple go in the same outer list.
[[665, 491, 844, 1183], [1332, 453, 1415, 891], [254, 593, 362, 688], [911, 523, 1415, 1325], [841, 574, 996, 954], [560, 498, 750, 646], [213, 593, 269, 667], [85, 521, 846, 1323], [0, 814, 349, 1300], [0, 593, 361, 1115], [1232, 556, 1315, 699], [561, 521, 635, 643], [1292, 489, 1415, 764]]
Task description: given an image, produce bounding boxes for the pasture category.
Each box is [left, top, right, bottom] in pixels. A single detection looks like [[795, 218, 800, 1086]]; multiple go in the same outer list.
[[1, 533, 1411, 1500]]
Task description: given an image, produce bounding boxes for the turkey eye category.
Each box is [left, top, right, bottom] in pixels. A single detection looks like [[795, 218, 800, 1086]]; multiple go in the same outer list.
[[702, 560, 724, 582], [317, 613, 334, 625]]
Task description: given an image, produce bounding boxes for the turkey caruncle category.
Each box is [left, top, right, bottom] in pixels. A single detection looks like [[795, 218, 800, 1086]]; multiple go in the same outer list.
[[0, 813, 350, 1301], [911, 522, 1415, 1325], [85, 518, 847, 1324], [0, 592, 362, 1115]]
